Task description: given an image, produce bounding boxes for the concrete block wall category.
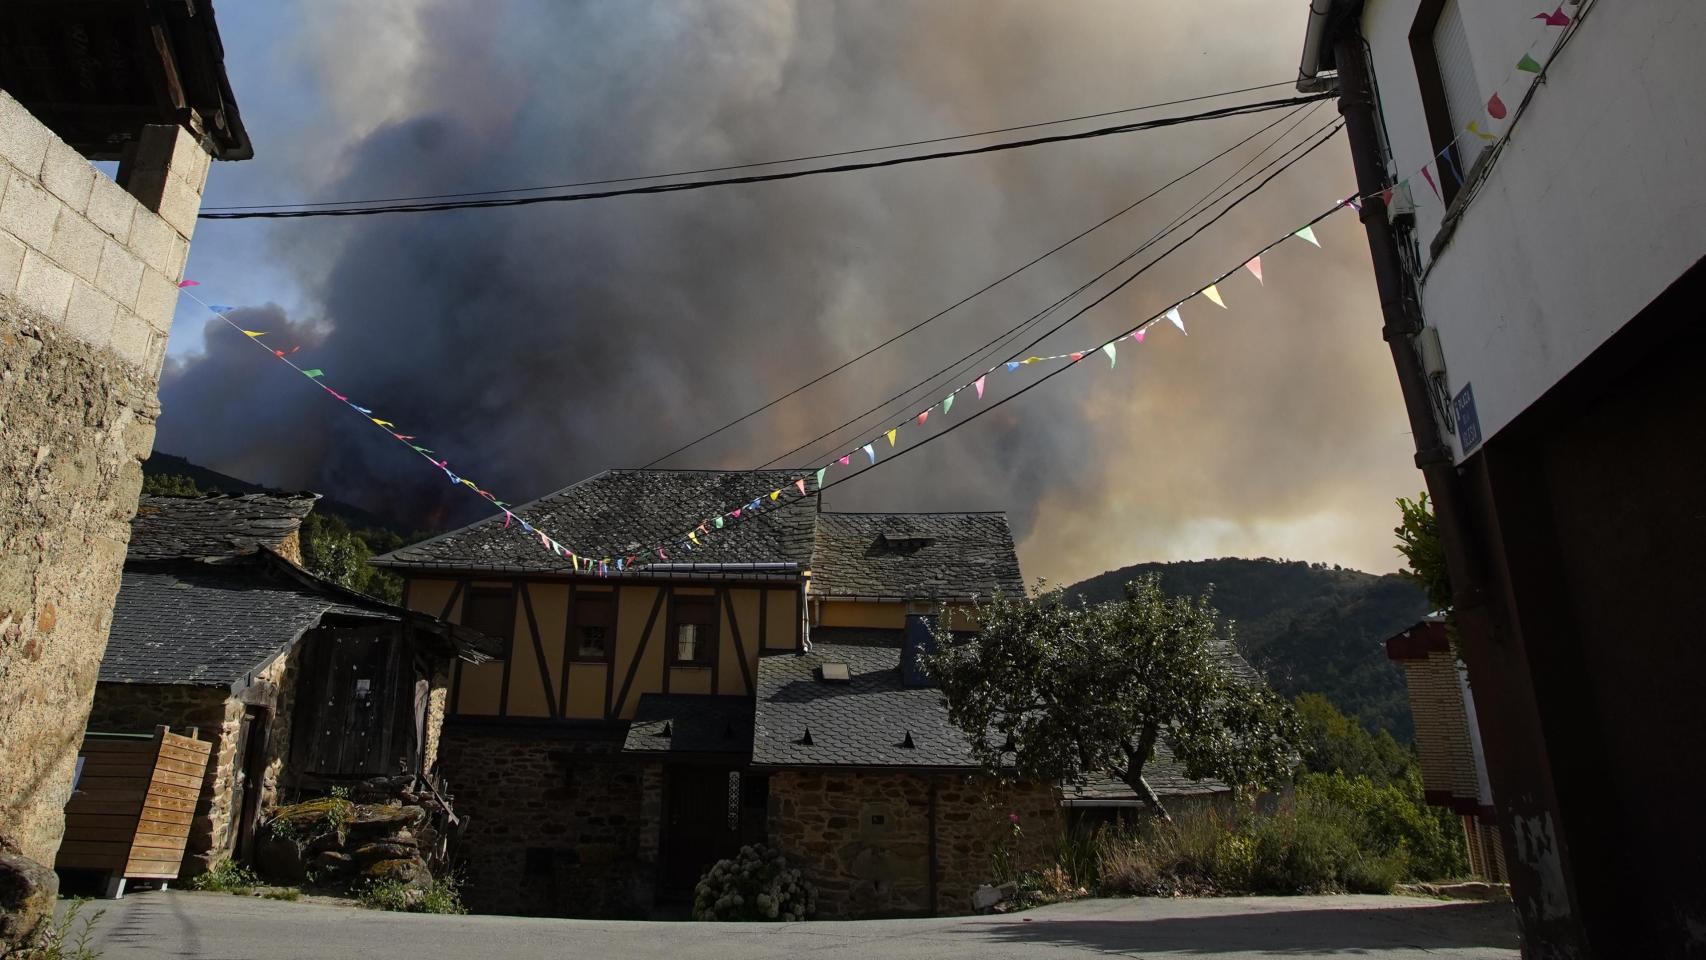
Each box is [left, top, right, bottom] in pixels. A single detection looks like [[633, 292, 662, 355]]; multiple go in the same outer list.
[[0, 88, 213, 869], [0, 91, 205, 379]]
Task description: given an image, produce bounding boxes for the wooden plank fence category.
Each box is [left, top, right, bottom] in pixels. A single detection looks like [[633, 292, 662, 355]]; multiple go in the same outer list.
[[57, 726, 212, 896]]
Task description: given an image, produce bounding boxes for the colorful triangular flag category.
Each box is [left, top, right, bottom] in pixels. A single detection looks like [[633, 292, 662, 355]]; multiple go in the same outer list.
[[1245, 256, 1263, 284], [1294, 225, 1320, 247], [943, 392, 955, 415], [1533, 6, 1569, 27], [795, 478, 807, 496], [1006, 361, 1021, 372], [1202, 284, 1226, 309], [1166, 307, 1185, 334], [1466, 120, 1495, 142], [1102, 342, 1117, 367], [301, 369, 324, 378], [838, 455, 850, 466], [815, 467, 826, 488], [1487, 93, 1508, 120], [769, 489, 781, 502], [715, 516, 724, 529], [863, 443, 876, 465], [1517, 53, 1543, 73], [886, 428, 897, 447], [1132, 328, 1146, 343], [1421, 164, 1441, 200], [242, 330, 266, 337], [1070, 351, 1084, 363], [208, 305, 234, 313], [178, 280, 200, 288], [918, 410, 929, 427], [974, 375, 986, 399]]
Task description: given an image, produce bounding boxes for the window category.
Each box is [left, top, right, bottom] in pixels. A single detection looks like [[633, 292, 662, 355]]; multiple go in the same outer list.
[[670, 597, 717, 665], [461, 588, 515, 653], [572, 593, 613, 661], [1411, 0, 1484, 204]]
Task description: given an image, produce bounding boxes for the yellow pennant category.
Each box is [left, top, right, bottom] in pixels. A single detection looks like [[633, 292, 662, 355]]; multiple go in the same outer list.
[[1202, 284, 1226, 309], [371, 418, 395, 427], [689, 531, 700, 545], [242, 330, 266, 337], [1466, 119, 1495, 142], [770, 489, 781, 502], [886, 428, 897, 447]]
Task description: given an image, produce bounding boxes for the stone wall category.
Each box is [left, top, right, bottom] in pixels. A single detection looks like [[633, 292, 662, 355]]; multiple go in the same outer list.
[[0, 89, 210, 869], [768, 770, 1060, 918], [436, 726, 660, 918]]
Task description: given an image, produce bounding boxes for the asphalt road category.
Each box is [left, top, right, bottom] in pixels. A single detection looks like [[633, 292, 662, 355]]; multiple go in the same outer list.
[[69, 890, 1519, 960]]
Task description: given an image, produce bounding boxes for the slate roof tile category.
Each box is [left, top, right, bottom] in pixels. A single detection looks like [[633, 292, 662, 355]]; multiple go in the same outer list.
[[373, 469, 817, 573], [622, 694, 755, 755], [128, 493, 318, 561], [809, 512, 1023, 599]]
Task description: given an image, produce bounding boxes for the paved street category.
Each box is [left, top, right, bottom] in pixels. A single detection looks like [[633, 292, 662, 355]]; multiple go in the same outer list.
[[72, 891, 1518, 959]]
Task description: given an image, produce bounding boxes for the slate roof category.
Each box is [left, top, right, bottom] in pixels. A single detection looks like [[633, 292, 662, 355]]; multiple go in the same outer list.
[[1062, 746, 1232, 805], [752, 642, 978, 770], [622, 694, 754, 756], [104, 556, 393, 689], [373, 469, 818, 574], [128, 493, 318, 561], [808, 512, 1022, 600]]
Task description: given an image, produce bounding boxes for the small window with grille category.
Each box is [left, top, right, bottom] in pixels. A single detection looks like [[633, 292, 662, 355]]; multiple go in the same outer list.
[[573, 593, 613, 661], [670, 597, 716, 665]]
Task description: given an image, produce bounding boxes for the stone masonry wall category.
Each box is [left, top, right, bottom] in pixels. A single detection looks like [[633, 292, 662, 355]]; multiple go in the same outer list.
[[0, 89, 209, 868], [437, 727, 660, 918], [768, 770, 1060, 918]]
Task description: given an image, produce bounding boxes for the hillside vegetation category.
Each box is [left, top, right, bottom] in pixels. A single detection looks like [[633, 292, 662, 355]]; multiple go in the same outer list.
[[1065, 558, 1430, 740]]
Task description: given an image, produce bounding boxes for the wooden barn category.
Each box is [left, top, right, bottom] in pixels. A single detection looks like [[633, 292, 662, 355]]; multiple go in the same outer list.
[[75, 494, 495, 881]]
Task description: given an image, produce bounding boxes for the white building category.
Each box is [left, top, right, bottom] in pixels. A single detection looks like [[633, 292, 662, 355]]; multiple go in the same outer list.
[[1300, 2, 1706, 957]]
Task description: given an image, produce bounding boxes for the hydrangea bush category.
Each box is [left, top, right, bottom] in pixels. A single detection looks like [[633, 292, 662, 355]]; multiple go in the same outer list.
[[691, 845, 816, 921]]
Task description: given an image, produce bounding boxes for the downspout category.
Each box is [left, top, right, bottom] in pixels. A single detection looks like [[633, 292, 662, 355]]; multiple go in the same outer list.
[[1329, 33, 1493, 626]]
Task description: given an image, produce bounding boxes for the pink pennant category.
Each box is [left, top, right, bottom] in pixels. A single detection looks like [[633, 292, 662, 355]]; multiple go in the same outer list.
[[1244, 256, 1263, 285], [838, 455, 851, 467], [177, 280, 200, 288], [1533, 6, 1569, 26], [917, 411, 929, 427], [1070, 351, 1084, 363], [329, 390, 347, 401], [503, 511, 513, 529], [731, 508, 742, 519], [1133, 329, 1146, 343], [1420, 164, 1441, 200], [795, 479, 807, 496], [1486, 92, 1507, 120], [273, 350, 285, 357], [659, 548, 668, 560], [974, 375, 986, 399]]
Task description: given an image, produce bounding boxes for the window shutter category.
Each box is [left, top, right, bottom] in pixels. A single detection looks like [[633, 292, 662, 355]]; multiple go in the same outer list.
[[1432, 1, 1483, 147]]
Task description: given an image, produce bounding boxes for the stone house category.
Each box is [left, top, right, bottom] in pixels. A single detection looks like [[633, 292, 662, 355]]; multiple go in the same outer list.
[[78, 494, 494, 877], [1385, 616, 1506, 882], [0, 2, 250, 938], [372, 468, 1070, 918]]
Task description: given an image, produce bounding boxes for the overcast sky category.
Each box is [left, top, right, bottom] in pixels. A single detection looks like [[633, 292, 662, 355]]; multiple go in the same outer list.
[[158, 0, 1421, 586]]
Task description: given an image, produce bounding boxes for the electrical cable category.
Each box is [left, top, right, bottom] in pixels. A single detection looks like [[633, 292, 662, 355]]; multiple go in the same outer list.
[[198, 94, 1335, 220], [762, 113, 1341, 469], [202, 79, 1303, 213], [640, 102, 1320, 469]]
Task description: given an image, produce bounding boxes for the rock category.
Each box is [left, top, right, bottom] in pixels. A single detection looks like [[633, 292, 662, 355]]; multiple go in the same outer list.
[[996, 880, 1019, 902], [252, 832, 307, 885], [352, 840, 419, 865], [361, 858, 429, 887], [971, 884, 1002, 911], [308, 850, 356, 877], [345, 804, 427, 840], [0, 844, 57, 953]]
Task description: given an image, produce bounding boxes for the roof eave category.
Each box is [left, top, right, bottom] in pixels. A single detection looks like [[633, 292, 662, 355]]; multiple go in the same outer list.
[[1298, 0, 1356, 92]]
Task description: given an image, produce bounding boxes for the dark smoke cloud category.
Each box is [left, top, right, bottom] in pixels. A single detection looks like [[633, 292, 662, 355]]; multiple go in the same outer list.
[[160, 0, 1420, 582]]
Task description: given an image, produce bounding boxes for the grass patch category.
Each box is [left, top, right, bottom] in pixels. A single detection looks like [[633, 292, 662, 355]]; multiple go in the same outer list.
[[189, 859, 259, 896], [262, 889, 302, 902], [356, 875, 466, 915], [17, 899, 103, 960]]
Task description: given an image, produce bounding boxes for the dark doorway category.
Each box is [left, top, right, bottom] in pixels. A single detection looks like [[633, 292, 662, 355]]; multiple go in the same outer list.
[[230, 705, 270, 860], [661, 766, 750, 899]]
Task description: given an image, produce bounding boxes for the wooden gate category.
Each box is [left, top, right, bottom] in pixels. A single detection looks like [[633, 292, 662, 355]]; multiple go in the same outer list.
[[660, 766, 744, 899], [58, 727, 211, 896]]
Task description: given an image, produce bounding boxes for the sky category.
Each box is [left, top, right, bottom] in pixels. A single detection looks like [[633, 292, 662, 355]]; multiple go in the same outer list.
[[157, 0, 1423, 587]]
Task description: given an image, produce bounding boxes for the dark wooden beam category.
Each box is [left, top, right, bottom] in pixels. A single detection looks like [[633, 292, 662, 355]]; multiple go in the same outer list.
[[614, 588, 666, 718], [560, 581, 577, 718], [604, 587, 621, 719], [518, 582, 560, 720], [721, 587, 753, 695]]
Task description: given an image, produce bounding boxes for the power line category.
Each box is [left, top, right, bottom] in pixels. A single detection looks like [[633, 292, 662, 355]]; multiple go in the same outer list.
[[641, 102, 1318, 469], [202, 79, 1302, 213], [762, 114, 1341, 470], [198, 94, 1335, 220]]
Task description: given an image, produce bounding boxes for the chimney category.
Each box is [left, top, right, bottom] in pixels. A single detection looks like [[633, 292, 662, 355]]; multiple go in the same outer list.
[[901, 613, 938, 688]]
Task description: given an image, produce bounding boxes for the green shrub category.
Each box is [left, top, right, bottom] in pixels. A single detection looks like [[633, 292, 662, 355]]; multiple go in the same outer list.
[[357, 874, 466, 914], [692, 845, 815, 921], [190, 859, 259, 895], [1297, 772, 1465, 880], [16, 898, 103, 960]]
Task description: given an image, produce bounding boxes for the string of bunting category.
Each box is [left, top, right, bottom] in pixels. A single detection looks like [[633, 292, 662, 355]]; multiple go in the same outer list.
[[183, 193, 1355, 576]]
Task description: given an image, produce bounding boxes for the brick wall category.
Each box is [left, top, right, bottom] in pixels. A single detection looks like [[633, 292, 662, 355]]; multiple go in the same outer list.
[[768, 770, 1060, 918], [0, 89, 212, 868], [436, 727, 661, 917], [1395, 649, 1481, 805]]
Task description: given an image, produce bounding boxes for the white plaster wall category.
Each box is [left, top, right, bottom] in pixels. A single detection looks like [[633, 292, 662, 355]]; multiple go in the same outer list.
[[1359, 0, 1706, 458]]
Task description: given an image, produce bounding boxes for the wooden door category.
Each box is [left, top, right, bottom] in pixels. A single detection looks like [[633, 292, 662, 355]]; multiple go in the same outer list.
[[661, 766, 743, 898]]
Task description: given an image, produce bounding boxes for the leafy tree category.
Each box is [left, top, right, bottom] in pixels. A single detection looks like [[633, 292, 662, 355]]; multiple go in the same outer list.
[[1394, 494, 1451, 611], [300, 513, 403, 604], [1294, 693, 1411, 787], [141, 473, 209, 497], [925, 575, 1299, 819]]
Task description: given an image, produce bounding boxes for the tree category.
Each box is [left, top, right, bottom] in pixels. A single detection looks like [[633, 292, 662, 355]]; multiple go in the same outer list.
[[1393, 493, 1450, 611], [300, 514, 403, 604], [1294, 692, 1411, 787], [141, 473, 208, 497], [924, 575, 1298, 819]]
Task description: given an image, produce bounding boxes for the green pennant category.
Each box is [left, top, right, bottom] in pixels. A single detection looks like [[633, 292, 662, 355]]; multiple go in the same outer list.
[[816, 467, 826, 489], [301, 368, 324, 378], [943, 392, 955, 415], [714, 516, 724, 529], [1516, 53, 1542, 73]]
